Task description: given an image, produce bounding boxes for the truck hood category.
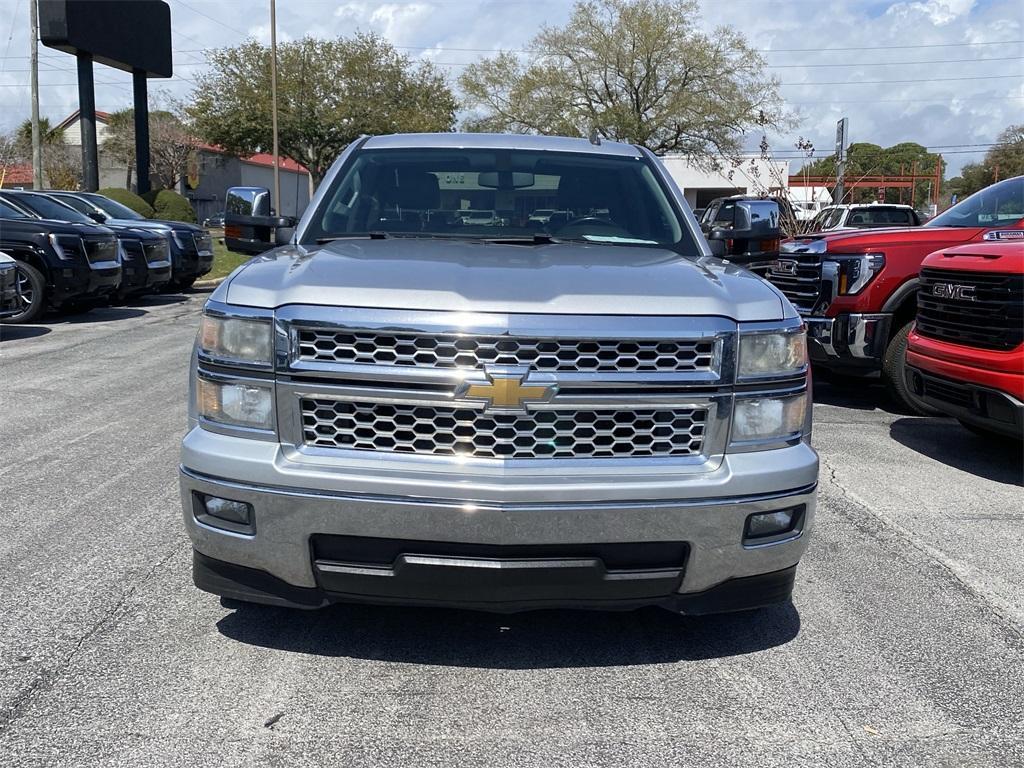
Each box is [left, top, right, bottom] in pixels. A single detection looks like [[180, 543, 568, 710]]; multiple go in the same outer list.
[[223, 239, 789, 321], [799, 225, 983, 251], [107, 217, 202, 233]]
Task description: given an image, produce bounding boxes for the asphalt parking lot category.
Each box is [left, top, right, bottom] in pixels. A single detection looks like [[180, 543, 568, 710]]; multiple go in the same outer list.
[[1, 293, 1022, 768]]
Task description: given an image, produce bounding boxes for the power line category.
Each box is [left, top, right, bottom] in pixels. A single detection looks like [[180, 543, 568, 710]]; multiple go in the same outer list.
[[169, 0, 251, 39], [782, 73, 1021, 86]]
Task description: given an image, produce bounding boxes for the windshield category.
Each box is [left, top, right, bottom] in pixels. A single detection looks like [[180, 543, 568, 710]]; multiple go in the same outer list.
[[0, 199, 30, 219], [11, 194, 94, 224], [82, 193, 145, 220], [810, 208, 844, 230], [927, 176, 1024, 228], [304, 147, 690, 250]]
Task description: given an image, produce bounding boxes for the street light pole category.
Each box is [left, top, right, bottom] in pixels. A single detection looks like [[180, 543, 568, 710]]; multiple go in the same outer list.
[[29, 0, 43, 189], [270, 0, 281, 211]]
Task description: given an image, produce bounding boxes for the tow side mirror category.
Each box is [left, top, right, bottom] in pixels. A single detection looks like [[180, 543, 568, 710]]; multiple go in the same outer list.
[[706, 228, 729, 257], [224, 186, 296, 255]]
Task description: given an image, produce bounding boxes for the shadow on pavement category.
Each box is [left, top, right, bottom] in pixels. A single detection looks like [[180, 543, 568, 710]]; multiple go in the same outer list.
[[890, 417, 1024, 486], [812, 377, 907, 414], [216, 600, 801, 667], [48, 306, 149, 324], [0, 324, 51, 341]]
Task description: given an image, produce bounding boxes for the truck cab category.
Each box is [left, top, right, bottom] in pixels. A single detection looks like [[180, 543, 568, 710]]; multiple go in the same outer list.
[[181, 133, 818, 615], [766, 175, 1024, 411]]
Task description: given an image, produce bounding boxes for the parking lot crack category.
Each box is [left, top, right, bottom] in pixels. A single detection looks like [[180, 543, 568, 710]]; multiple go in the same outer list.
[[0, 541, 186, 737], [820, 455, 1024, 636]]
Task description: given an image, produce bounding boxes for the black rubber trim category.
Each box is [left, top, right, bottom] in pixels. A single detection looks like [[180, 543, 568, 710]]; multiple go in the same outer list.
[[905, 365, 1024, 439], [193, 550, 796, 615]]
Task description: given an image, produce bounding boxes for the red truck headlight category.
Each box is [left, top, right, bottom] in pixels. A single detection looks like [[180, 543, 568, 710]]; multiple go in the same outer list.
[[826, 253, 885, 295]]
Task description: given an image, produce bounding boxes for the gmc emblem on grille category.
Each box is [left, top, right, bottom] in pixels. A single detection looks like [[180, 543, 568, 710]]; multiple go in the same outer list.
[[771, 259, 798, 276], [932, 283, 976, 301]]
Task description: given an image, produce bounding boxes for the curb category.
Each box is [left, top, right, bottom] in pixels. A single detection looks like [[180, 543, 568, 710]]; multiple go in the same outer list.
[[193, 277, 226, 290]]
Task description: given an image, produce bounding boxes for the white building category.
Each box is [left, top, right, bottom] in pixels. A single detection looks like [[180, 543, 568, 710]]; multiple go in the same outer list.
[[659, 154, 790, 211]]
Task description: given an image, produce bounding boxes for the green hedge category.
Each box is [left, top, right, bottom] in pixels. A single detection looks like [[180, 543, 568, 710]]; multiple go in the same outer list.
[[150, 189, 197, 223], [97, 188, 154, 218]]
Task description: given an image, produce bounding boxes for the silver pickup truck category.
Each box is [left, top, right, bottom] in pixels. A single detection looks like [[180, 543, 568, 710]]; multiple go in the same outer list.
[[181, 133, 818, 614]]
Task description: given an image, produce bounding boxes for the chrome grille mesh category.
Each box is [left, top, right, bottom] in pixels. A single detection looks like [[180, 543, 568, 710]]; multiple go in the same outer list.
[[300, 399, 708, 460], [296, 329, 717, 374]]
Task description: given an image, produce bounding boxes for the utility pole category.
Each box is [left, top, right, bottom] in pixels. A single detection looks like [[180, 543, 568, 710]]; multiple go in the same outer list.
[[834, 117, 848, 205], [29, 0, 43, 189], [270, 0, 281, 211]]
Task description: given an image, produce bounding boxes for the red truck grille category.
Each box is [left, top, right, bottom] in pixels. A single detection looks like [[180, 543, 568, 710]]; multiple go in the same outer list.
[[917, 267, 1024, 351]]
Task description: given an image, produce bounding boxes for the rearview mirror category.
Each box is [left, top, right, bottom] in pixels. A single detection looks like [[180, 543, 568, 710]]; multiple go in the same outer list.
[[224, 186, 296, 255], [476, 171, 535, 189]]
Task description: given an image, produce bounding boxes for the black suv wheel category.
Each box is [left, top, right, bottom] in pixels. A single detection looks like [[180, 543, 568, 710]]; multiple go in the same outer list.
[[1, 261, 46, 324]]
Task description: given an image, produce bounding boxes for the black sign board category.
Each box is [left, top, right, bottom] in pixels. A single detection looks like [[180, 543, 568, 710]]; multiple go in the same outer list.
[[38, 0, 173, 193], [39, 0, 172, 77]]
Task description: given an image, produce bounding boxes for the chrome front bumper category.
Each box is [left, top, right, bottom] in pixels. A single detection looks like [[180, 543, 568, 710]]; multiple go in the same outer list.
[[806, 313, 892, 365], [179, 428, 818, 608]]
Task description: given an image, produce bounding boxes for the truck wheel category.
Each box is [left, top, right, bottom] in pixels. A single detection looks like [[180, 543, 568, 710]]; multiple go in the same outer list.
[[2, 261, 46, 324], [171, 277, 196, 292], [882, 320, 940, 416]]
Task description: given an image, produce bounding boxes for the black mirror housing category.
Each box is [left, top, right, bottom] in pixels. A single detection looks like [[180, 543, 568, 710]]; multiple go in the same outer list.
[[224, 186, 296, 254]]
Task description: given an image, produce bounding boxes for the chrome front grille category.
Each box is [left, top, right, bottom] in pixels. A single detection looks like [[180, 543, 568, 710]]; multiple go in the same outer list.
[[83, 236, 118, 265], [766, 252, 823, 314], [295, 329, 718, 374], [300, 398, 708, 460]]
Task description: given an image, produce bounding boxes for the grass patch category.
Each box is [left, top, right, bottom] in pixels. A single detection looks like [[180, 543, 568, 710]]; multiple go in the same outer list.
[[206, 233, 251, 281]]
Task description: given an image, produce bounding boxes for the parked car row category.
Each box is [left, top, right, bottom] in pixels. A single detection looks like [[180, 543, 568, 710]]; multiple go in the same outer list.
[[763, 175, 1023, 439], [0, 190, 214, 324]]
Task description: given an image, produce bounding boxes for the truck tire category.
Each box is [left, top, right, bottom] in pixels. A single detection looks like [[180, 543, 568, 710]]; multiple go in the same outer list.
[[2, 261, 46, 324], [170, 276, 196, 292], [882, 320, 940, 416]]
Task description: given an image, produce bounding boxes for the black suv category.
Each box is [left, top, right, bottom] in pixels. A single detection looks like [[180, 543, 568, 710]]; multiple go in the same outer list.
[[0, 191, 172, 301], [47, 191, 213, 290], [0, 197, 121, 323]]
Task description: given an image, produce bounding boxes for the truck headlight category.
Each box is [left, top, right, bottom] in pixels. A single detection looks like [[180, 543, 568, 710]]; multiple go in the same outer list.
[[199, 314, 274, 366], [48, 233, 82, 260], [197, 377, 275, 431], [731, 393, 807, 445], [738, 329, 807, 379], [825, 253, 885, 295]]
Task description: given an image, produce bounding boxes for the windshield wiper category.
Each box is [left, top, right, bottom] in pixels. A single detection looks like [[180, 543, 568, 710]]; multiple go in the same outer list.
[[316, 231, 391, 243], [483, 233, 563, 245]]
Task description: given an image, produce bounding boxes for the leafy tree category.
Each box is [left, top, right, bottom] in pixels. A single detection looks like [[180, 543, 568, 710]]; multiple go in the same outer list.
[[101, 106, 200, 190], [987, 123, 1024, 180], [459, 0, 785, 159], [187, 34, 457, 184], [13, 118, 81, 189]]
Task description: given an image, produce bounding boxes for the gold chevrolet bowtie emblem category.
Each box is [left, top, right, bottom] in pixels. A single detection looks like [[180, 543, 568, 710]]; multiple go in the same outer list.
[[461, 369, 556, 411]]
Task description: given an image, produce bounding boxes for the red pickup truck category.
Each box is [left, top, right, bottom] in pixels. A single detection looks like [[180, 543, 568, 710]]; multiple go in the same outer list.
[[767, 175, 1024, 411], [905, 232, 1023, 439]]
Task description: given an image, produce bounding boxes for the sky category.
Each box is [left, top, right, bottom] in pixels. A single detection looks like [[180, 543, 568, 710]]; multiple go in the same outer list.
[[0, 0, 1021, 176]]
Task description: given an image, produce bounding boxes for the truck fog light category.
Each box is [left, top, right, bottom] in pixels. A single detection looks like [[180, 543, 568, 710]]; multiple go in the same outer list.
[[197, 377, 275, 431], [194, 493, 255, 534], [203, 496, 252, 524], [744, 506, 803, 544]]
